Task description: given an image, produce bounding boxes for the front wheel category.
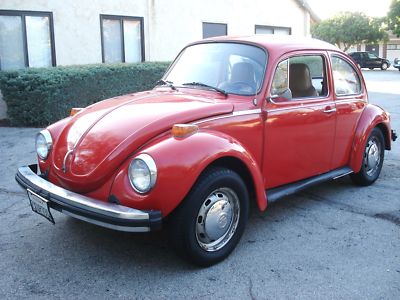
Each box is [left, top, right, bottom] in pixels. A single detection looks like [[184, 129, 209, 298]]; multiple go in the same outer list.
[[351, 128, 385, 186], [169, 167, 249, 266], [381, 62, 388, 70]]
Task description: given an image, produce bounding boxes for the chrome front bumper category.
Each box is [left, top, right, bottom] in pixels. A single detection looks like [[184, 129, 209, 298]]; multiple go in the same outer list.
[[15, 164, 162, 232]]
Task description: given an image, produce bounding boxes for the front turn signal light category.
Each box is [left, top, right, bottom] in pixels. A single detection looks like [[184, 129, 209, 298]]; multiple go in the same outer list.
[[172, 124, 199, 138], [70, 108, 83, 116]]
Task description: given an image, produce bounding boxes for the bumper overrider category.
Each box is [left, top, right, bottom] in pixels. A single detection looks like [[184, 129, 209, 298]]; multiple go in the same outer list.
[[15, 164, 162, 232]]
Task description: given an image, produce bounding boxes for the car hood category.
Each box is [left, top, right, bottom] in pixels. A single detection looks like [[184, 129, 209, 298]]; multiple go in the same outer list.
[[51, 90, 233, 192]]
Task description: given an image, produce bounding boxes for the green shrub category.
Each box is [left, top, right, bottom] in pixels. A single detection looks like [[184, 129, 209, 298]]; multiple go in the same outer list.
[[0, 62, 170, 126]]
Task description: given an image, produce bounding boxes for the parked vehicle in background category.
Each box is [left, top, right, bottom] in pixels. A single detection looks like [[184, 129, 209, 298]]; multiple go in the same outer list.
[[349, 51, 391, 70], [16, 36, 396, 266], [394, 58, 400, 71]]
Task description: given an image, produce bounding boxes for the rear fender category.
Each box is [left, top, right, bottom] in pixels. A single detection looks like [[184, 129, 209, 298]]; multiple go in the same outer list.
[[110, 130, 266, 217], [349, 104, 391, 172]]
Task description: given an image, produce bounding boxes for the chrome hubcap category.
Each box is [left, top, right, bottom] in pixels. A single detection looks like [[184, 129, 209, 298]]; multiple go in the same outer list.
[[364, 137, 381, 176], [196, 188, 240, 252]]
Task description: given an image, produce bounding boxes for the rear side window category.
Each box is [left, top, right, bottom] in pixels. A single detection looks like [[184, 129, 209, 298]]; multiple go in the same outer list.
[[331, 56, 361, 96]]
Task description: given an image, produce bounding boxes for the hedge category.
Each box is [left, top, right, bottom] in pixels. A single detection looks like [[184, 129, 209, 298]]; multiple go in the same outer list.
[[0, 62, 170, 126]]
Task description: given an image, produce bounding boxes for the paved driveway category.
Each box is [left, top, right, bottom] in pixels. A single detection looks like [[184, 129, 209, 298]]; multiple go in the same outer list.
[[0, 70, 399, 299]]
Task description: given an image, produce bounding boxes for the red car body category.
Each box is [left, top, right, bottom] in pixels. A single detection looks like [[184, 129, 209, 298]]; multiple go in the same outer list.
[[17, 35, 396, 266]]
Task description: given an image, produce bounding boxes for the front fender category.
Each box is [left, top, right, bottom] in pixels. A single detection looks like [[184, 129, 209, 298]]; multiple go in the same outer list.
[[38, 117, 71, 174], [110, 130, 266, 217], [349, 104, 391, 173]]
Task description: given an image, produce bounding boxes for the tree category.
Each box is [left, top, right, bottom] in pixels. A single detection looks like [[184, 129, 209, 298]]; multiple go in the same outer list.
[[311, 12, 388, 51], [387, 0, 400, 37]]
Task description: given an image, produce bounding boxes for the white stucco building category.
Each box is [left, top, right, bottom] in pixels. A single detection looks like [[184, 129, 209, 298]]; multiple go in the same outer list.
[[0, 0, 317, 70]]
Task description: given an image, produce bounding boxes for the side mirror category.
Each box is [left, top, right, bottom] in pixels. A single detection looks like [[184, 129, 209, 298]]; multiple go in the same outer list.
[[268, 94, 280, 103]]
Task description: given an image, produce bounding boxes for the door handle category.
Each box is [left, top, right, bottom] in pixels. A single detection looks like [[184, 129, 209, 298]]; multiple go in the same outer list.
[[323, 107, 336, 114]]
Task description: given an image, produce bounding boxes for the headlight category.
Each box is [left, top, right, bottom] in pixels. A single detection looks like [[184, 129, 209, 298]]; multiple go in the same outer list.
[[128, 154, 157, 193], [36, 130, 53, 160]]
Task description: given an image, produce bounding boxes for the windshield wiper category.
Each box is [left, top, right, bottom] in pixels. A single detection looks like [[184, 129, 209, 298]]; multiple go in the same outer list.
[[182, 82, 227, 97], [156, 79, 177, 91]]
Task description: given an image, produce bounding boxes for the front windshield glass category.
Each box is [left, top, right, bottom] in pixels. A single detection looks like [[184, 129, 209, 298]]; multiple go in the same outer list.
[[164, 42, 267, 96]]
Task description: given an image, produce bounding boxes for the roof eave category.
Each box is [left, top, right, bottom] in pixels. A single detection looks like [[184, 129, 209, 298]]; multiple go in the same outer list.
[[295, 0, 321, 23]]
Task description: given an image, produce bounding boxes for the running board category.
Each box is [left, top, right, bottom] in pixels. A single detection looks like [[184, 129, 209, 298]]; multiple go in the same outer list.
[[266, 167, 353, 205]]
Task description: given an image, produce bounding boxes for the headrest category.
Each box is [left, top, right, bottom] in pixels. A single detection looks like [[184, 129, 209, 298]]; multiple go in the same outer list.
[[289, 63, 313, 91]]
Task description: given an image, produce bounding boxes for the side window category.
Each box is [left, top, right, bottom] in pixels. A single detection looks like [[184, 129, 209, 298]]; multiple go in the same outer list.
[[270, 55, 328, 101], [331, 56, 361, 96]]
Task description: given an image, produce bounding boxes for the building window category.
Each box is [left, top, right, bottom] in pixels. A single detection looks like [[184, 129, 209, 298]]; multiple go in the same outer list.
[[387, 44, 400, 50], [0, 10, 55, 70], [202, 22, 227, 38], [255, 25, 291, 35], [100, 15, 144, 63]]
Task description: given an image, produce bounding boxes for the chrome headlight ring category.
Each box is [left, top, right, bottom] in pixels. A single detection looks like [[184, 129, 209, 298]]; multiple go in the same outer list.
[[36, 130, 53, 160], [128, 154, 157, 194]]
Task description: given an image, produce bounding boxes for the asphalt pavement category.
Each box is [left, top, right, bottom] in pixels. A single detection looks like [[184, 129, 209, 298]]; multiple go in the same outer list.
[[0, 70, 399, 299]]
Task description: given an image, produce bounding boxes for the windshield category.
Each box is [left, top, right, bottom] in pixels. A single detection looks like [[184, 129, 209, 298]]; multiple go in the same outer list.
[[164, 42, 267, 96]]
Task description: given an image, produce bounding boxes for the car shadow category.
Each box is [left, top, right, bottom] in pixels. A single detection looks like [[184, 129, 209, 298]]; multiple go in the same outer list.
[[52, 176, 356, 271]]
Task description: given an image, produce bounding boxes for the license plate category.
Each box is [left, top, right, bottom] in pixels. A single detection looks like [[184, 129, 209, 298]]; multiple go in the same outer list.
[[27, 189, 55, 224]]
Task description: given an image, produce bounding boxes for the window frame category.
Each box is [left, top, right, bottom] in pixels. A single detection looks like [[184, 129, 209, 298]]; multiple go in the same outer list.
[[0, 9, 56, 70], [255, 25, 292, 35], [100, 14, 145, 63], [202, 22, 228, 39], [331, 54, 363, 97]]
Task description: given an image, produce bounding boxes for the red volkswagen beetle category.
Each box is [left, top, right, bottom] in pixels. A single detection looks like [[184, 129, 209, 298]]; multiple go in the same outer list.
[[16, 35, 396, 266]]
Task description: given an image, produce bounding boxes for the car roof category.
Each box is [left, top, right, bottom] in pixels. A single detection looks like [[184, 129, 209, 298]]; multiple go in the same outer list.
[[194, 34, 340, 53]]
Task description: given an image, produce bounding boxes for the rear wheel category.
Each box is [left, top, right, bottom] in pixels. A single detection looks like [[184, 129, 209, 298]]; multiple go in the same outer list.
[[381, 62, 388, 70], [169, 167, 249, 266], [351, 128, 385, 186]]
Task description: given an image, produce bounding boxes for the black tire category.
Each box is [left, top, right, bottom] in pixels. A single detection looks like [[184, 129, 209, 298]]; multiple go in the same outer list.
[[381, 62, 388, 70], [169, 167, 249, 266], [350, 128, 385, 186], [369, 67, 374, 70]]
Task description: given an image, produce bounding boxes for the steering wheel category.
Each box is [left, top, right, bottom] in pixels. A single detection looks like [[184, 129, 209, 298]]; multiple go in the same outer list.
[[230, 81, 255, 93]]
